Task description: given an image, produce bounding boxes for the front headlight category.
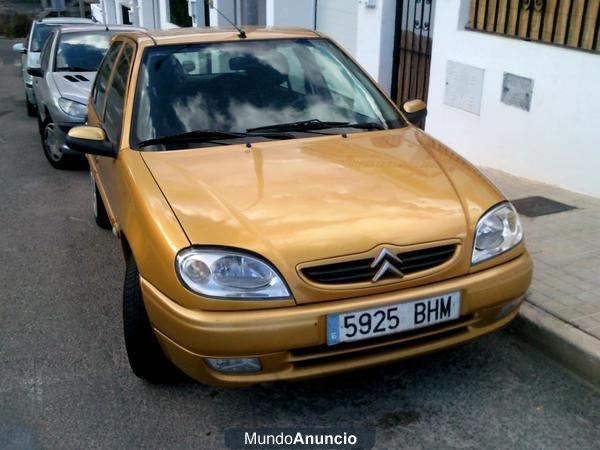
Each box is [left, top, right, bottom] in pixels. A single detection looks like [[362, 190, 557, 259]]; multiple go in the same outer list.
[[472, 202, 523, 264], [176, 248, 291, 299], [58, 97, 87, 118]]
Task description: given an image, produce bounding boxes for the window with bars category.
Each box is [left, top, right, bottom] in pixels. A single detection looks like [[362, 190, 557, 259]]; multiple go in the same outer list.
[[466, 0, 600, 53]]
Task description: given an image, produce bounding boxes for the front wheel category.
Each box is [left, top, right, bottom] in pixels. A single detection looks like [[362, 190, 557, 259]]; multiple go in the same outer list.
[[41, 119, 71, 169], [123, 256, 180, 383]]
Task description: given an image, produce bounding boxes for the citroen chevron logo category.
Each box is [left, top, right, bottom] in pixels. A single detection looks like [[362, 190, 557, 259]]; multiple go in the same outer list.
[[370, 248, 404, 282]]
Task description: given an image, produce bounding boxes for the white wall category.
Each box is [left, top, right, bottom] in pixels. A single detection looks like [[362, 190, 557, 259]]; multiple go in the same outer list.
[[266, 0, 314, 29], [354, 0, 395, 94], [265, 0, 395, 94], [426, 0, 600, 197], [315, 0, 359, 55]]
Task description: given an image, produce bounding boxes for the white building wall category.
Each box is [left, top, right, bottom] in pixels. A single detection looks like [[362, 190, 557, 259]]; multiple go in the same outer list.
[[209, 0, 235, 27], [95, 0, 179, 29], [265, 0, 314, 29], [265, 0, 395, 94], [354, 0, 395, 95], [315, 0, 359, 55], [426, 0, 600, 197]]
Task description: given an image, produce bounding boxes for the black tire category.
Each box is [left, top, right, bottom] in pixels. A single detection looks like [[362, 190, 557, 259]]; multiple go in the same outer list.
[[92, 178, 112, 230], [41, 118, 72, 169], [26, 95, 36, 117], [123, 256, 179, 383]]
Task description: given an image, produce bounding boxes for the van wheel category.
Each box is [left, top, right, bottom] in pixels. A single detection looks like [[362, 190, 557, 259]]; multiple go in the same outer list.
[[123, 256, 179, 383], [42, 119, 71, 169], [92, 176, 111, 230]]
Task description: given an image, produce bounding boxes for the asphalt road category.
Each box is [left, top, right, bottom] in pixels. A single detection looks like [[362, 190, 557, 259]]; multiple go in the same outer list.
[[0, 38, 599, 450]]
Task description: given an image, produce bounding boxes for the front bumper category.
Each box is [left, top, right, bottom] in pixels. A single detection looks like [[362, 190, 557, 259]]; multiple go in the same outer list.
[[142, 252, 532, 387]]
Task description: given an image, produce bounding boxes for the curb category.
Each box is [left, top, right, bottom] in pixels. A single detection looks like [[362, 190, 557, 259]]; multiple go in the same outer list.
[[512, 302, 600, 389]]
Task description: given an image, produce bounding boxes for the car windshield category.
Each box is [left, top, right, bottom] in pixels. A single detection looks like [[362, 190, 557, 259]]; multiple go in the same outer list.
[[31, 23, 58, 52], [131, 38, 405, 149], [55, 32, 113, 72]]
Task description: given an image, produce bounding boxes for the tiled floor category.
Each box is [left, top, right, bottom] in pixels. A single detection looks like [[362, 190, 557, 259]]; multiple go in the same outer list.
[[483, 168, 600, 339]]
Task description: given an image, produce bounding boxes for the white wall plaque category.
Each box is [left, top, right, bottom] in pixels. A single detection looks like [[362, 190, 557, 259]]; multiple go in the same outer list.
[[444, 60, 485, 115]]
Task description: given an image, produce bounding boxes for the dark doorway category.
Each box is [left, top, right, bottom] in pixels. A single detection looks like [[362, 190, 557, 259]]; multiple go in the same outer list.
[[392, 0, 435, 110], [121, 5, 132, 25]]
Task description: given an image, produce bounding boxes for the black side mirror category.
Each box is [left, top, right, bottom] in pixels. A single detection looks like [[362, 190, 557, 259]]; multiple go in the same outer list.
[[27, 67, 44, 77], [67, 126, 117, 158], [402, 99, 428, 125]]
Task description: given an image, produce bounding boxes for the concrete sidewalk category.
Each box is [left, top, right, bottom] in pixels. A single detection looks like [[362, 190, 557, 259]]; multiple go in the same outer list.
[[483, 168, 600, 385]]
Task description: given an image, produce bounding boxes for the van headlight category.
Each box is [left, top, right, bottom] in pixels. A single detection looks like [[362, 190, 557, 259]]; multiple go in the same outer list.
[[176, 248, 290, 299], [472, 202, 523, 264], [58, 97, 87, 118]]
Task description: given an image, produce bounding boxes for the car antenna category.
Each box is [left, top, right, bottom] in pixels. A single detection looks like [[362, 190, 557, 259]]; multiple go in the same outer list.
[[208, 0, 246, 39]]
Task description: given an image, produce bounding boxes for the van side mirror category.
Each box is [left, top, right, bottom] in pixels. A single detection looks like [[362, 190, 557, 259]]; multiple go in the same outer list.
[[67, 126, 117, 158], [27, 67, 44, 77], [12, 43, 26, 54], [402, 99, 427, 125]]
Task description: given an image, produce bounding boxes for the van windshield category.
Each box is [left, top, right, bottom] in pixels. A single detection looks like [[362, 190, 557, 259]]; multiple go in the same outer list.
[[131, 38, 405, 150]]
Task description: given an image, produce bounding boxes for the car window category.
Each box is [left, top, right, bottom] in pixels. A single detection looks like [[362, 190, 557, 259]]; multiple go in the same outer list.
[[55, 31, 114, 72], [173, 52, 210, 75], [131, 39, 405, 149], [40, 34, 54, 72], [30, 23, 58, 52], [92, 42, 123, 120], [104, 44, 134, 145], [274, 46, 306, 94], [304, 44, 374, 118]]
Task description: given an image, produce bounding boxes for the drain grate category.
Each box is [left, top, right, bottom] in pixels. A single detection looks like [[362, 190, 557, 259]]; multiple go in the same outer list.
[[510, 196, 577, 217]]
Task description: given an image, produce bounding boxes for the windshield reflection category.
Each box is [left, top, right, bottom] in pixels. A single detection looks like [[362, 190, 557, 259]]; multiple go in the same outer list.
[[132, 38, 404, 149], [55, 32, 113, 72]]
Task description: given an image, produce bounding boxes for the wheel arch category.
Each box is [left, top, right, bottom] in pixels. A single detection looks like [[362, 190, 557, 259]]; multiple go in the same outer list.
[[120, 231, 133, 261]]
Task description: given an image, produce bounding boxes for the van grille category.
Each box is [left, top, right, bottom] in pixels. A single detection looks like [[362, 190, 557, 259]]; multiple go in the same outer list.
[[301, 245, 456, 285]]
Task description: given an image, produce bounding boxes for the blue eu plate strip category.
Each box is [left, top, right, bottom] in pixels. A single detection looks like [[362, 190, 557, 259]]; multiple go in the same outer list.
[[327, 314, 340, 345]]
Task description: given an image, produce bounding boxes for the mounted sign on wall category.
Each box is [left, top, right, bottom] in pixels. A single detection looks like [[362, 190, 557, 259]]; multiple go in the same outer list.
[[501, 73, 534, 112], [444, 60, 485, 115]]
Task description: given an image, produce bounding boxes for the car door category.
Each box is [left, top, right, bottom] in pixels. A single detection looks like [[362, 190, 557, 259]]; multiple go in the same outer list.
[[34, 34, 54, 120], [88, 39, 136, 229]]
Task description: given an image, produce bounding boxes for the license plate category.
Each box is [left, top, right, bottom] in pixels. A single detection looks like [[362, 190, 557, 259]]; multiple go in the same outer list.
[[326, 292, 461, 345]]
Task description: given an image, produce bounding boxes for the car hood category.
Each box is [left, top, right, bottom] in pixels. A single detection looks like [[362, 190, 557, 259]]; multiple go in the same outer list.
[[141, 128, 477, 299], [50, 71, 96, 104]]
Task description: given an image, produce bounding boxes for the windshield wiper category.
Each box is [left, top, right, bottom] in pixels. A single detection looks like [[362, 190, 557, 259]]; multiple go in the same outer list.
[[246, 119, 385, 133], [344, 122, 386, 130], [137, 129, 293, 149]]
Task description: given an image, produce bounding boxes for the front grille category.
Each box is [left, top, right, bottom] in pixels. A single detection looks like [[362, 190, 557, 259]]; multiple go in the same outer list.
[[301, 244, 456, 284]]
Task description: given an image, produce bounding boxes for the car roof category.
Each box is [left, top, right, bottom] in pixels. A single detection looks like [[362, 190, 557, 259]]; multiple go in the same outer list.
[[37, 17, 95, 24], [57, 24, 145, 34], [118, 27, 321, 47]]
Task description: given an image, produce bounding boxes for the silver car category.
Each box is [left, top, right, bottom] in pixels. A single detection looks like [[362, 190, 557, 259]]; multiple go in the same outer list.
[[12, 17, 94, 117], [29, 24, 143, 169]]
